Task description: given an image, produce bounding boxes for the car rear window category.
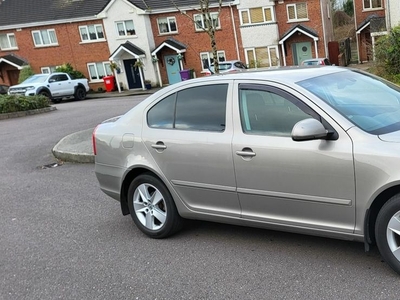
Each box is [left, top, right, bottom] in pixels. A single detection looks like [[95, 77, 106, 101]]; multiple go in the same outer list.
[[148, 84, 228, 132]]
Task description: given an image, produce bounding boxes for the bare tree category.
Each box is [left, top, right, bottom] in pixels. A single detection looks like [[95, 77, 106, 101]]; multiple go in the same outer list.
[[170, 0, 224, 73]]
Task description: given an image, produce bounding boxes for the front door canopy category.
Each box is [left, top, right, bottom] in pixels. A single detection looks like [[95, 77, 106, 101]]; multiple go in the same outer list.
[[279, 25, 319, 45], [109, 41, 146, 61], [0, 54, 28, 69], [152, 38, 187, 56]]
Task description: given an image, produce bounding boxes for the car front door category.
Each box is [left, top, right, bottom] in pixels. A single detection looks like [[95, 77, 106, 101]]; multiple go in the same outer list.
[[232, 82, 356, 234], [48, 74, 72, 96], [142, 81, 240, 217]]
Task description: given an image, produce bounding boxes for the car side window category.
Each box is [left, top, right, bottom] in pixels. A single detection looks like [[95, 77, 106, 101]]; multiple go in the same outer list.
[[148, 84, 228, 132], [175, 84, 228, 131], [147, 94, 175, 129], [239, 87, 314, 136], [58, 74, 68, 81]]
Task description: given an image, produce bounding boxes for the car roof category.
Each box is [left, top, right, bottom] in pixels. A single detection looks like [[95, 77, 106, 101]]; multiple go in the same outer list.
[[209, 66, 344, 82], [149, 66, 349, 98]]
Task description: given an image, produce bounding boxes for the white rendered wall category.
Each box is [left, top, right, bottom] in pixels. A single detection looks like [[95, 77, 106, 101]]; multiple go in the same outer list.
[[102, 0, 157, 88]]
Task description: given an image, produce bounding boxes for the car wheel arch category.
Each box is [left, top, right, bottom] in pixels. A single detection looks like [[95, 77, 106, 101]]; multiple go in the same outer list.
[[365, 185, 400, 248], [120, 167, 170, 216], [37, 87, 52, 98]]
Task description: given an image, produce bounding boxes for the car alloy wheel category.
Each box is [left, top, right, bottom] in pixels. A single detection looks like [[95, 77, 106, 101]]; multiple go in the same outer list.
[[133, 182, 167, 231], [127, 174, 183, 238], [386, 210, 400, 260], [376, 194, 400, 275]]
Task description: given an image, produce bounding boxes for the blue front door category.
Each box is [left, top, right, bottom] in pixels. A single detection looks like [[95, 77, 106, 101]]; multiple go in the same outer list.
[[124, 59, 142, 89], [164, 55, 181, 84]]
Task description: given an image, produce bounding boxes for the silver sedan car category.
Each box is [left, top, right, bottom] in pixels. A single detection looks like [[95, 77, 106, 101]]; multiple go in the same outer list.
[[94, 67, 400, 275]]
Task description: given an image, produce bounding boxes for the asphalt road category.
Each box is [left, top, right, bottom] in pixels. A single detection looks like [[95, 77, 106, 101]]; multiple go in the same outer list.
[[1, 96, 399, 300]]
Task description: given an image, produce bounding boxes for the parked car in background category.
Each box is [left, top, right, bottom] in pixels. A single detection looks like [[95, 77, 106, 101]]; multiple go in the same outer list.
[[8, 72, 89, 103], [205, 60, 247, 75], [93, 66, 400, 275], [301, 58, 332, 66], [0, 84, 9, 95]]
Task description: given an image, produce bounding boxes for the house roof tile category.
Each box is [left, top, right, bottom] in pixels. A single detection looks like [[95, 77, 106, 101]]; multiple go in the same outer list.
[[0, 0, 232, 28]]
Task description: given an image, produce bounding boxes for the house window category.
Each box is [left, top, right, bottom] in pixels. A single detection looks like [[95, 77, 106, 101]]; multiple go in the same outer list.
[[240, 7, 274, 25], [157, 17, 177, 34], [41, 66, 58, 74], [363, 0, 382, 9], [79, 24, 105, 42], [32, 29, 58, 47], [0, 33, 17, 50], [116, 20, 136, 36], [200, 51, 225, 71], [87, 62, 113, 81], [194, 12, 220, 31], [287, 3, 308, 21], [245, 46, 279, 68]]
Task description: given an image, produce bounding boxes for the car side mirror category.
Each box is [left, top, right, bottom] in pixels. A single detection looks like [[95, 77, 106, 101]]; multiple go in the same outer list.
[[48, 79, 56, 83], [291, 118, 328, 141]]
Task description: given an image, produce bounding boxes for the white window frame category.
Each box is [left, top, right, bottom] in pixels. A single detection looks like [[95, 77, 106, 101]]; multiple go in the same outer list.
[[32, 29, 58, 47], [239, 7, 275, 25], [115, 20, 136, 37], [245, 46, 280, 68], [41, 66, 58, 74], [194, 12, 220, 31], [363, 0, 382, 10], [200, 50, 226, 72], [287, 3, 308, 22], [87, 62, 113, 82], [157, 16, 178, 34], [79, 24, 105, 42], [0, 33, 18, 50]]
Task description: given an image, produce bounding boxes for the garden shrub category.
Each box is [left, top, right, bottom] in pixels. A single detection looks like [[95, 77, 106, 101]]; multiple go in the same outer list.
[[374, 25, 400, 85], [18, 66, 35, 83], [55, 63, 85, 79], [0, 94, 50, 114]]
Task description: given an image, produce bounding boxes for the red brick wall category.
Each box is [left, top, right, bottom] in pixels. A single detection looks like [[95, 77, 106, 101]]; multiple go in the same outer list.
[[354, 0, 385, 28], [149, 6, 243, 83], [274, 0, 327, 65], [0, 20, 110, 90]]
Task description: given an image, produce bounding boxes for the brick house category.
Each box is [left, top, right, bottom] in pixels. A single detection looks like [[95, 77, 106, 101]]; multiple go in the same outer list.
[[145, 0, 243, 85], [0, 0, 113, 90], [237, 0, 280, 68], [354, 0, 386, 63], [274, 0, 334, 66]]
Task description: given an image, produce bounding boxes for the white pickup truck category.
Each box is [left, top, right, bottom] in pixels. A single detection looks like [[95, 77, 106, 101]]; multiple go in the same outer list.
[[8, 72, 90, 103]]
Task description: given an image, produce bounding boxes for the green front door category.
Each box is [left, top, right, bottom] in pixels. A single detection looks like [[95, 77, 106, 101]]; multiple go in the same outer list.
[[293, 42, 312, 65]]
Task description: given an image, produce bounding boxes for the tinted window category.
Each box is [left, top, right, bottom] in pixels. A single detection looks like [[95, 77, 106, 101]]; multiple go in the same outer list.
[[239, 88, 312, 136], [147, 94, 175, 129], [175, 84, 228, 131]]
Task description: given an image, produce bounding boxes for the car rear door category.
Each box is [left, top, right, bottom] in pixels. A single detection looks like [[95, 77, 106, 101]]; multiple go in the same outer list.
[[142, 80, 240, 217], [231, 81, 356, 234]]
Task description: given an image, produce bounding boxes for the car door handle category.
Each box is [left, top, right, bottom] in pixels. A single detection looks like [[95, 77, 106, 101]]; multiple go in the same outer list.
[[151, 143, 167, 150], [236, 149, 256, 157]]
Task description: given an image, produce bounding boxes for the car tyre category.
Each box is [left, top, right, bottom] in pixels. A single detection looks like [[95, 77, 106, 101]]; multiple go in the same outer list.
[[375, 194, 400, 275], [74, 86, 86, 101], [127, 174, 183, 238], [39, 90, 51, 99]]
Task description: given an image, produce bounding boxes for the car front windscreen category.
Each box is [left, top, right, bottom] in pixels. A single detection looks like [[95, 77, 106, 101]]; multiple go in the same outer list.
[[23, 75, 49, 84], [297, 70, 400, 135]]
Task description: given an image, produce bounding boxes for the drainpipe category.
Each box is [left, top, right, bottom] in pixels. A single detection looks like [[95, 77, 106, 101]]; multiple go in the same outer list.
[[229, 3, 241, 60], [386, 0, 391, 31], [320, 0, 328, 57]]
